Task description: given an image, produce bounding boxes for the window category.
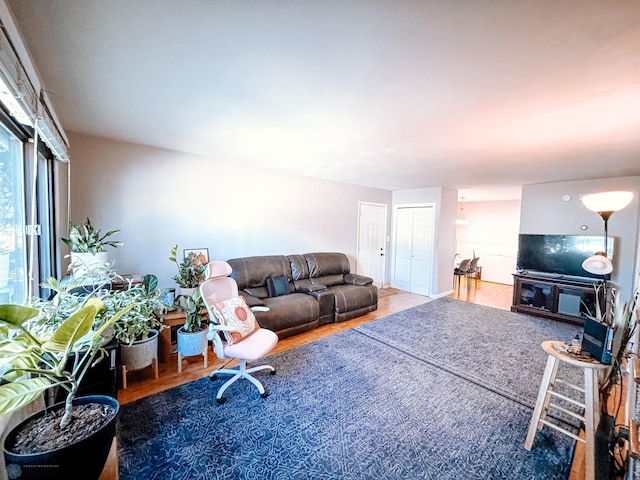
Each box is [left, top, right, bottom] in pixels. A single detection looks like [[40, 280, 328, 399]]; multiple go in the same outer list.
[[0, 123, 26, 304], [36, 150, 56, 297]]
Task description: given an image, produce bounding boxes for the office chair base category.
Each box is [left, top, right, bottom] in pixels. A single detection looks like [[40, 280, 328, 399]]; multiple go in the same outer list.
[[209, 360, 276, 402]]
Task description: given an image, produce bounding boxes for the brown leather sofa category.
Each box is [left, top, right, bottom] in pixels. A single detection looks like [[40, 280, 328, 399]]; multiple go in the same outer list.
[[227, 252, 378, 339]]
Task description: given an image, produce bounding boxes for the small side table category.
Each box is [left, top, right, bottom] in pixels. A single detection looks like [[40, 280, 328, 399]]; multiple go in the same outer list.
[[159, 310, 186, 363], [524, 340, 610, 480]]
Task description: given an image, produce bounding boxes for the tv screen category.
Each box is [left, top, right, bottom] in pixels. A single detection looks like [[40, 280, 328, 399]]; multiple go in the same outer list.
[[516, 234, 614, 279]]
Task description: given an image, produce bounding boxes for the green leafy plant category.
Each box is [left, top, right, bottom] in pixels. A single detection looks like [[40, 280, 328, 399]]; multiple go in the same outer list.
[[169, 245, 205, 288], [181, 288, 207, 333], [600, 288, 639, 396], [61, 218, 124, 254], [97, 274, 167, 345], [33, 274, 167, 347], [0, 300, 133, 428]]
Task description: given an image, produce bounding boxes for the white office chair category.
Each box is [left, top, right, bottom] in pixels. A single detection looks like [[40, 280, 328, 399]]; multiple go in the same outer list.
[[200, 261, 278, 404]]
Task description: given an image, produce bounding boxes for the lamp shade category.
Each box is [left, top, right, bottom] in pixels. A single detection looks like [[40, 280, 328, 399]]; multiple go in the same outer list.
[[581, 254, 613, 275], [581, 191, 633, 213]]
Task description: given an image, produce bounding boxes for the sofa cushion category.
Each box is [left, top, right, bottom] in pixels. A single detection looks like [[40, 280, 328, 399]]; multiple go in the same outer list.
[[211, 296, 259, 345], [266, 275, 291, 297], [241, 294, 266, 308], [288, 254, 310, 280], [304, 252, 351, 278], [228, 255, 292, 290], [243, 286, 269, 299]]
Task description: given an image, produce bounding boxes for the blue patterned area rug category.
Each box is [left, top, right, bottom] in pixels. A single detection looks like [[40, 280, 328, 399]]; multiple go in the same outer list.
[[355, 296, 584, 408], [118, 298, 582, 480]]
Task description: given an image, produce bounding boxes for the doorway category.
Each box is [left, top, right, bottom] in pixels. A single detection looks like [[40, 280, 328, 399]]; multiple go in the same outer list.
[[393, 205, 435, 296], [356, 202, 387, 288]]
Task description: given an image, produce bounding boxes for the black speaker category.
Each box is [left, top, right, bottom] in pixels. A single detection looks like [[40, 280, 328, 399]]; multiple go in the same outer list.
[[582, 318, 613, 364]]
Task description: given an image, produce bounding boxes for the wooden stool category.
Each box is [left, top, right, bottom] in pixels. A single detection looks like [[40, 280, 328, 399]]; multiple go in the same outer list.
[[524, 340, 610, 480]]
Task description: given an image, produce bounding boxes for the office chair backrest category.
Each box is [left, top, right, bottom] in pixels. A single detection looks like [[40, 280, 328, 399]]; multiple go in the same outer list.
[[200, 261, 238, 305]]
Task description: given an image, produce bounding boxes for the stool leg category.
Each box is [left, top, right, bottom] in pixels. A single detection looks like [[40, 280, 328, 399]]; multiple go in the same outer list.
[[525, 355, 559, 450], [583, 369, 599, 480]]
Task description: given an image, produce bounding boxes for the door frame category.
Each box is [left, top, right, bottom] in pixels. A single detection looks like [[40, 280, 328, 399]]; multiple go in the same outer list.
[[391, 203, 436, 294], [356, 201, 388, 288]]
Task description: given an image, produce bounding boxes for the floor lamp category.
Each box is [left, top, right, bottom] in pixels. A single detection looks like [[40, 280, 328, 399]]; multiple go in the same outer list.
[[581, 191, 633, 322]]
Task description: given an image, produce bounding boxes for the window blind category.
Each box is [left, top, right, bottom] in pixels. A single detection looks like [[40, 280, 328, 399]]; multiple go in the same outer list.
[[0, 21, 69, 162]]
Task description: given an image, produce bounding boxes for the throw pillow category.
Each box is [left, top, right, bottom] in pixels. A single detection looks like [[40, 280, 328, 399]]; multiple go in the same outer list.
[[211, 296, 259, 345], [266, 275, 290, 298]]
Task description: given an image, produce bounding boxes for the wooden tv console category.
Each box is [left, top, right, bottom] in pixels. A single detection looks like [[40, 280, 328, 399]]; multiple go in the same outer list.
[[511, 273, 602, 325]]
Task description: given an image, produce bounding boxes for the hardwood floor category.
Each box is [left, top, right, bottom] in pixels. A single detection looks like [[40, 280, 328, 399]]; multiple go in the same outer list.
[[118, 279, 599, 480]]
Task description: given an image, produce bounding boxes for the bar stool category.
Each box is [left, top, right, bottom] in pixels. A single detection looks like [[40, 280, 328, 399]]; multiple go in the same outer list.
[[524, 340, 610, 480]]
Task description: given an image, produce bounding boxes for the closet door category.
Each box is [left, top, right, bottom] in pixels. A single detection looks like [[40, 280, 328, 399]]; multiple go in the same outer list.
[[393, 206, 434, 296]]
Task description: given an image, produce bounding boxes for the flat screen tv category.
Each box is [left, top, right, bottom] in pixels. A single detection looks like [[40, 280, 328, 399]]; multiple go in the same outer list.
[[516, 234, 614, 280]]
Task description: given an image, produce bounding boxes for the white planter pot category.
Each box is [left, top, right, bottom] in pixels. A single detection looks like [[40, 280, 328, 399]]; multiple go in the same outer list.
[[177, 326, 208, 357], [120, 329, 159, 372], [70, 252, 109, 278], [176, 287, 197, 307]]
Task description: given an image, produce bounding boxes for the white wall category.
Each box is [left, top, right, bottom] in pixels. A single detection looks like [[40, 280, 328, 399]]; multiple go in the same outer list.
[[456, 200, 521, 285], [521, 177, 640, 297], [66, 132, 392, 289]]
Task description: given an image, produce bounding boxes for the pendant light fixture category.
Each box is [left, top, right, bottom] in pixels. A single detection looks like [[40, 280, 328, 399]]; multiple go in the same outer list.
[[456, 197, 469, 225]]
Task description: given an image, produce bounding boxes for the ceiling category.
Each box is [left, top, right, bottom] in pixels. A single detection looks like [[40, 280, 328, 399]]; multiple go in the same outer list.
[[7, 0, 640, 200]]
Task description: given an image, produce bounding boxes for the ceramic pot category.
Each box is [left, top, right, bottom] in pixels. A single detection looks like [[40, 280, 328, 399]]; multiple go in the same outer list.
[[119, 329, 159, 372], [70, 252, 108, 277], [176, 287, 197, 307], [177, 326, 208, 357], [3, 395, 118, 480]]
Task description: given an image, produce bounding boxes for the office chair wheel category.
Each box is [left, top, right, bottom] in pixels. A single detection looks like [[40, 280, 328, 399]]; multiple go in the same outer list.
[[216, 397, 227, 405], [261, 390, 269, 399]]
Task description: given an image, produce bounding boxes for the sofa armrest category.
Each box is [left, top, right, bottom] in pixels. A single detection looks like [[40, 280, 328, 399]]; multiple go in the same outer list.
[[296, 284, 328, 293], [344, 273, 373, 286], [293, 279, 328, 293]]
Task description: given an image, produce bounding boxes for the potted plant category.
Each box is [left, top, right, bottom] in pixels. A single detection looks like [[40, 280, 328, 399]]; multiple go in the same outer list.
[[169, 245, 205, 305], [61, 218, 123, 278], [0, 299, 134, 480], [99, 274, 167, 385], [176, 288, 208, 372], [597, 287, 639, 399]]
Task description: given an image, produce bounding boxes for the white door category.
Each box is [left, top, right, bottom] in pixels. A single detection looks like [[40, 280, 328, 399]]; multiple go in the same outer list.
[[394, 207, 414, 292], [394, 206, 434, 296], [357, 202, 387, 288]]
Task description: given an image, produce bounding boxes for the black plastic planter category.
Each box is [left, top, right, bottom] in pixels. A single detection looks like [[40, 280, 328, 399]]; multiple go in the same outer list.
[[3, 395, 118, 480]]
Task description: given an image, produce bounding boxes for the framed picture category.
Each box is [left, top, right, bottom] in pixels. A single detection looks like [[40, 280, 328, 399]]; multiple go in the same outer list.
[[183, 248, 209, 265]]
